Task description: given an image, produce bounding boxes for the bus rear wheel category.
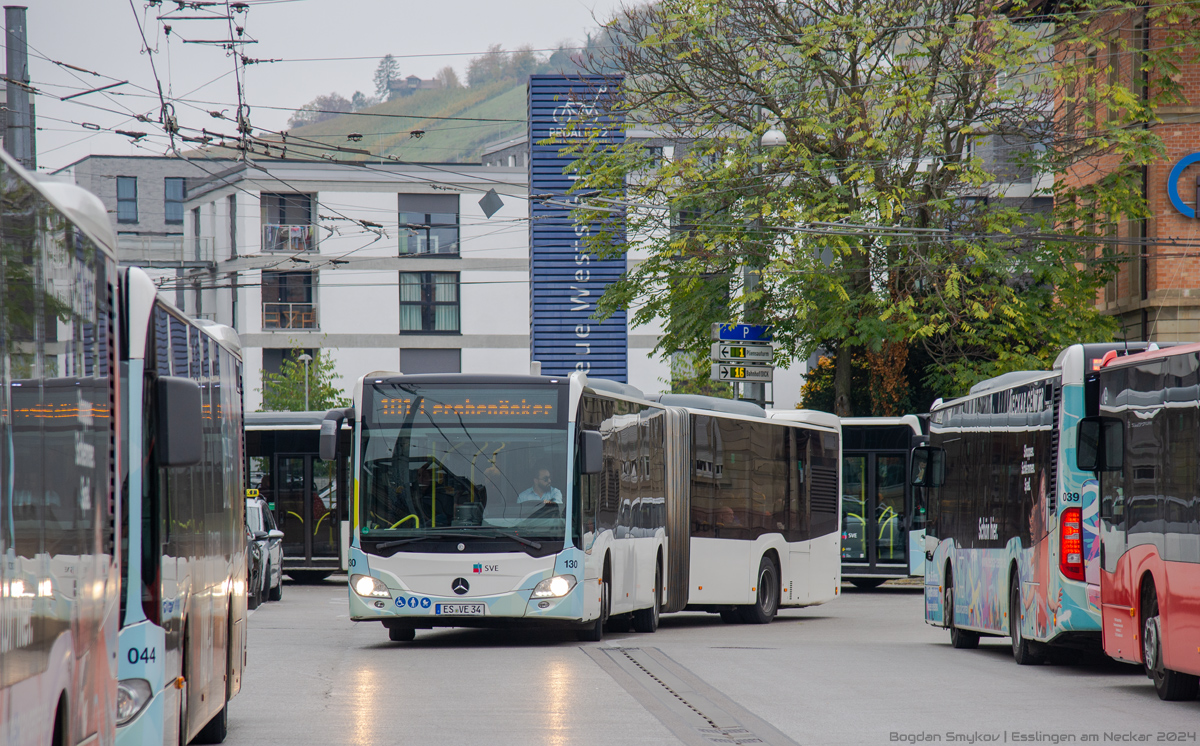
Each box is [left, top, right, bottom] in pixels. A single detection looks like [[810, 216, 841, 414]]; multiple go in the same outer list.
[[850, 578, 886, 590], [1010, 577, 1044, 665], [288, 570, 332, 584], [740, 556, 779, 624], [1143, 589, 1200, 701], [945, 569, 979, 650]]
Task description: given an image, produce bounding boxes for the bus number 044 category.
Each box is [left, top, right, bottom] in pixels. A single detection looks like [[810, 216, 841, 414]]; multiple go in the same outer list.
[[127, 647, 156, 665]]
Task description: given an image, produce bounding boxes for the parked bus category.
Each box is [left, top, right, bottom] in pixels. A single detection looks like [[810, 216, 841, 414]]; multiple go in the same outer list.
[[0, 151, 121, 746], [331, 373, 841, 641], [116, 269, 247, 744], [914, 343, 1158, 664], [775, 414, 925, 587], [245, 411, 352, 582], [1080, 343, 1200, 700]]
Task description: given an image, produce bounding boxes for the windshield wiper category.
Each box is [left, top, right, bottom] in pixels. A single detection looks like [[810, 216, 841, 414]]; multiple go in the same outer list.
[[487, 531, 542, 550], [372, 529, 542, 551]]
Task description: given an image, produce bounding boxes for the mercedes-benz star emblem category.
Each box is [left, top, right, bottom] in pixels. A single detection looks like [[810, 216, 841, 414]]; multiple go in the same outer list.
[[451, 578, 469, 595]]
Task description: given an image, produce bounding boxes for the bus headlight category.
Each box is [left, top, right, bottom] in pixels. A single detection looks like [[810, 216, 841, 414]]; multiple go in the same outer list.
[[532, 575, 577, 598], [351, 574, 390, 598], [116, 678, 152, 726]]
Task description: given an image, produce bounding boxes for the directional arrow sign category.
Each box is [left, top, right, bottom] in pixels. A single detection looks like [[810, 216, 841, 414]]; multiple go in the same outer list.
[[711, 364, 774, 383], [711, 342, 773, 363], [711, 323, 772, 342]]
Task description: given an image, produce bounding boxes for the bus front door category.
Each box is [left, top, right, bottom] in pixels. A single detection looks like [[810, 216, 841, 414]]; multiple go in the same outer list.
[[274, 454, 340, 577], [843, 452, 909, 576]]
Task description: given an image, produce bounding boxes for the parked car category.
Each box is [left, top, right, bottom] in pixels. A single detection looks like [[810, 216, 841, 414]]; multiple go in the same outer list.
[[246, 521, 265, 610], [247, 495, 285, 602]]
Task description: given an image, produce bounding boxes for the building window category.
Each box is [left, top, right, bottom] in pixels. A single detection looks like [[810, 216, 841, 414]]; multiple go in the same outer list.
[[260, 193, 316, 252], [164, 177, 185, 224], [116, 176, 138, 223], [262, 347, 315, 375], [261, 271, 316, 329], [399, 194, 459, 255], [399, 348, 461, 374], [399, 272, 459, 333]]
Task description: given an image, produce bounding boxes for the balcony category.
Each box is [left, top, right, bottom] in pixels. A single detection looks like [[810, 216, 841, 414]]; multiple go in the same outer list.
[[117, 235, 214, 267], [262, 302, 318, 330], [262, 224, 318, 253]]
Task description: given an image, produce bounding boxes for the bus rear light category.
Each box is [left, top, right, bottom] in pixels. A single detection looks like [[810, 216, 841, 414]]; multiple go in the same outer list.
[[1060, 508, 1084, 581]]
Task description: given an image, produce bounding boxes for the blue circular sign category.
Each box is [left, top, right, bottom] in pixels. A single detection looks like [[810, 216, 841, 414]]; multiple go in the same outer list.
[[394, 597, 405, 608], [407, 596, 419, 608], [420, 597, 431, 609], [1168, 152, 1200, 219]]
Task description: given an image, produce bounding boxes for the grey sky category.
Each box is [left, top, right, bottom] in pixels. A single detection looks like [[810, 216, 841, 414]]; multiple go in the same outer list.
[[21, 0, 623, 171]]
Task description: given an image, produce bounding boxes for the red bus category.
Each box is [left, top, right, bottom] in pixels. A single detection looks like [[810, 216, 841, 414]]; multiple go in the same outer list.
[[1080, 343, 1200, 701]]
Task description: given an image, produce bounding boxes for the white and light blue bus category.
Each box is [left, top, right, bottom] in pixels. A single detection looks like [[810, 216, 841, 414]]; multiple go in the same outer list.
[[331, 373, 842, 641], [115, 270, 247, 745], [915, 343, 1159, 663], [0, 148, 122, 746]]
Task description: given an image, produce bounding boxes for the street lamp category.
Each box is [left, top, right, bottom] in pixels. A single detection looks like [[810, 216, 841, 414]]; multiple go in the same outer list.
[[297, 353, 313, 411], [761, 128, 786, 149], [742, 125, 786, 407]]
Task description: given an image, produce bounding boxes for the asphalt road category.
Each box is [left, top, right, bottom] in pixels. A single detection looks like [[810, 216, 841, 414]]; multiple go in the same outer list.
[[227, 578, 1200, 746]]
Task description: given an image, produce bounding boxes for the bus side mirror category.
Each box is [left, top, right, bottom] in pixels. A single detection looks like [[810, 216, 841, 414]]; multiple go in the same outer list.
[[320, 406, 353, 461], [157, 376, 202, 467], [1077, 417, 1123, 472], [911, 446, 944, 488], [580, 430, 603, 475]]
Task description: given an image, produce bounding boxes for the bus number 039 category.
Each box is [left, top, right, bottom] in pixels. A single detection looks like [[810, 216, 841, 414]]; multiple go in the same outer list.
[[127, 647, 157, 665]]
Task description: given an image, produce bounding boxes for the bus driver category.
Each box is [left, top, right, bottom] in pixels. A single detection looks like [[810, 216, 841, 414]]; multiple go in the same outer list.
[[518, 467, 562, 505]]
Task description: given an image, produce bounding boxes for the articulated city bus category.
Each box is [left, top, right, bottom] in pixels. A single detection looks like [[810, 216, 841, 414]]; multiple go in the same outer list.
[[0, 151, 121, 746], [1081, 343, 1200, 701], [245, 411, 352, 582], [775, 414, 926, 586], [332, 373, 841, 641], [115, 269, 247, 745], [915, 343, 1158, 664]]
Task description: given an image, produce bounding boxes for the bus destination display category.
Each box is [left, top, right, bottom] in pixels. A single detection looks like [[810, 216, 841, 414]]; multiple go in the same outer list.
[[370, 386, 560, 424]]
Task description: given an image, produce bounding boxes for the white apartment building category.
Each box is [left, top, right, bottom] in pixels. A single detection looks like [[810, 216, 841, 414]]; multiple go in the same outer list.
[[177, 159, 535, 411]]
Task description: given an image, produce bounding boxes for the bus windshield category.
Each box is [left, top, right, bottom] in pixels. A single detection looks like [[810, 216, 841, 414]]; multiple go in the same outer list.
[[359, 383, 569, 544]]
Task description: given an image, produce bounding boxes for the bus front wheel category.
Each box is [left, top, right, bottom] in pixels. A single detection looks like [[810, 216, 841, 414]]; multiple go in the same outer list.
[[632, 559, 662, 633], [192, 701, 227, 744], [578, 576, 609, 642], [388, 625, 416, 642], [1142, 588, 1200, 701], [945, 569, 979, 649]]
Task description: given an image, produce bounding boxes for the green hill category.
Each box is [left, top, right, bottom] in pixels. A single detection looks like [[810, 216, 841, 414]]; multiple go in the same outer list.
[[280, 80, 526, 164]]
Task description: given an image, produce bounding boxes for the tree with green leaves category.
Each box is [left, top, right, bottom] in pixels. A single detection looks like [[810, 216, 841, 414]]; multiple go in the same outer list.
[[569, 0, 1200, 415], [258, 349, 350, 412], [374, 54, 400, 100]]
